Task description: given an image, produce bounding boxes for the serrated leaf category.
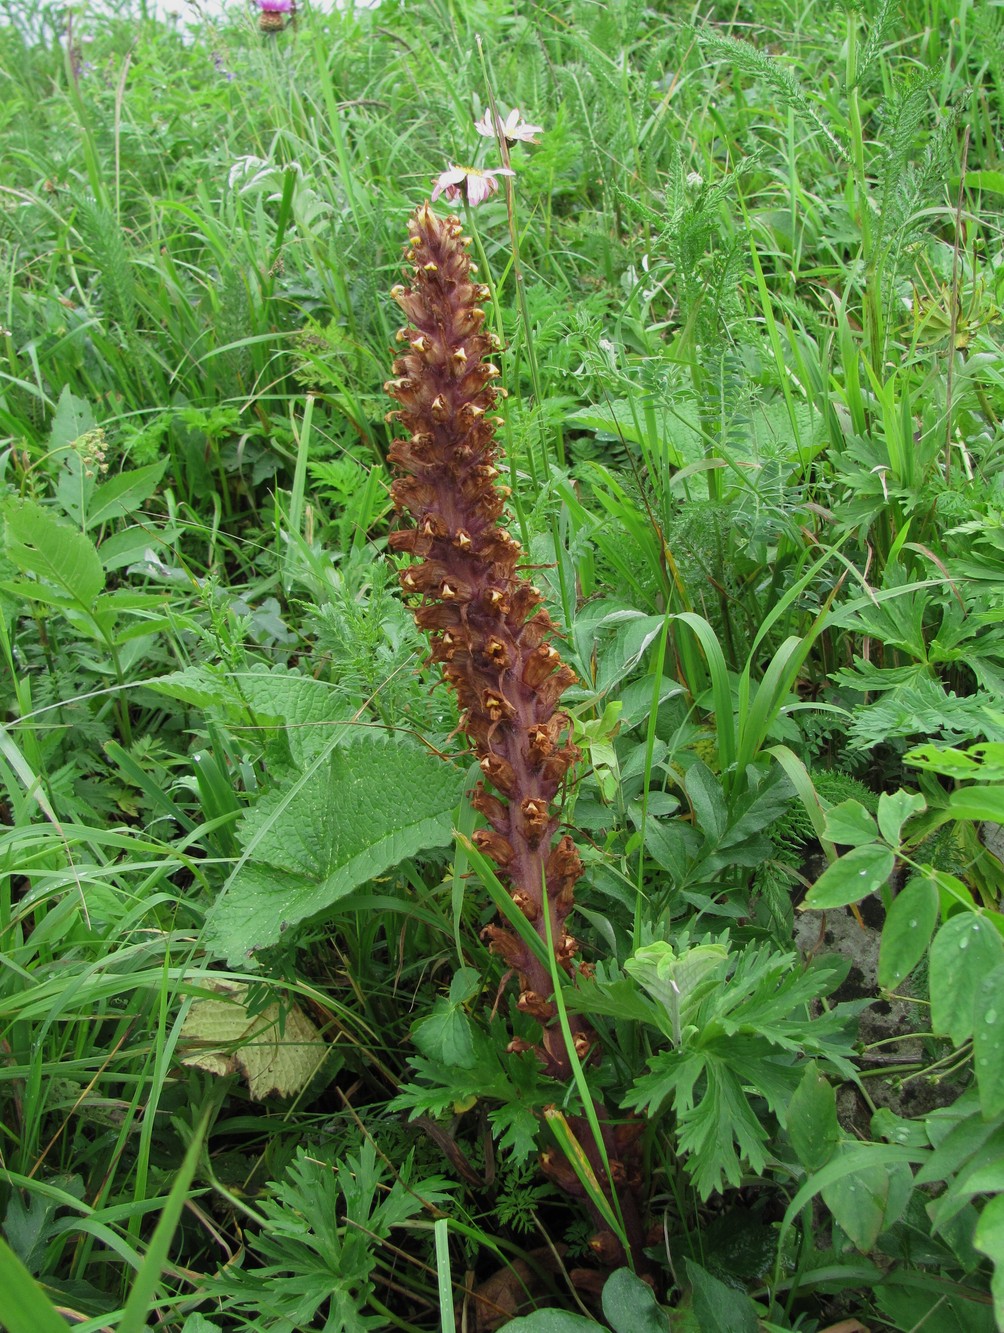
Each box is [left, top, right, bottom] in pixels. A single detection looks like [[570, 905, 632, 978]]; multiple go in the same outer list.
[[236, 667, 347, 767], [150, 665, 351, 768], [625, 940, 728, 1035], [929, 914, 1004, 1046], [3, 498, 105, 607], [180, 983, 327, 1100], [822, 798, 879, 847], [975, 963, 1004, 1119], [147, 665, 233, 711], [488, 1102, 540, 1163], [412, 996, 477, 1069], [878, 874, 939, 990], [206, 732, 464, 963], [803, 843, 894, 909], [48, 385, 96, 451], [2, 1175, 84, 1276]]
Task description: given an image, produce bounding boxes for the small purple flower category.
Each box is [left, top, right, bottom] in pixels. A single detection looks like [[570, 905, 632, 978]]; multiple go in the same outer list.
[[256, 0, 294, 10], [431, 164, 515, 207]]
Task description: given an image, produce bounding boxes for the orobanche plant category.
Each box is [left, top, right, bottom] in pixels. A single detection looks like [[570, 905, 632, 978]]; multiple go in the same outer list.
[[384, 202, 647, 1269]]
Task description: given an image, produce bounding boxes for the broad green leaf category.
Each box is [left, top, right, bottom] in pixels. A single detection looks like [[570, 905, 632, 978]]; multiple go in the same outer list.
[[974, 1192, 1004, 1329], [877, 789, 926, 846], [877, 874, 939, 989], [685, 1259, 757, 1333], [930, 914, 1004, 1046], [803, 843, 894, 909], [236, 666, 348, 767], [780, 1143, 927, 1245], [206, 732, 464, 963], [412, 979, 478, 1070], [148, 665, 233, 711], [820, 1146, 914, 1251], [602, 1267, 671, 1333], [567, 397, 702, 467], [906, 743, 987, 779], [975, 963, 1004, 1119], [86, 459, 168, 530], [179, 982, 328, 1099], [875, 1282, 997, 1333], [917, 1100, 1000, 1186], [150, 665, 349, 767], [871, 1107, 930, 1150], [502, 1313, 602, 1332], [685, 760, 728, 842], [821, 798, 878, 847], [965, 170, 1004, 195], [3, 498, 105, 607], [947, 785, 1004, 824], [787, 1063, 839, 1173]]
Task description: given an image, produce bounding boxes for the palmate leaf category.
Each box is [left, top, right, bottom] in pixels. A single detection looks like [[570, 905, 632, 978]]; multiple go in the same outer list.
[[205, 731, 464, 964], [211, 1140, 453, 1332], [623, 941, 857, 1195]]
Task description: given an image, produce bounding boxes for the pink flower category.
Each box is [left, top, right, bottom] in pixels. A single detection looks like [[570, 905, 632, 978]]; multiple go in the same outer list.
[[431, 164, 515, 207], [256, 0, 294, 11], [474, 109, 543, 144]]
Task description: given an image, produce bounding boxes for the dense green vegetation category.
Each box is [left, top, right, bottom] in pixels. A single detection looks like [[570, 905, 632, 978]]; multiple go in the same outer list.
[[2, 0, 1004, 1327]]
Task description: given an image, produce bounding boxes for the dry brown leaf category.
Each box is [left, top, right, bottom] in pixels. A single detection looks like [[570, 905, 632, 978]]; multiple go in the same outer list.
[[180, 982, 327, 1100]]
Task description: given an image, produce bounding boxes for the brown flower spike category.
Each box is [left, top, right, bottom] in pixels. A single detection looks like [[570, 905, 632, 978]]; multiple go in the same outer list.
[[384, 203, 587, 1079], [385, 205, 647, 1273]]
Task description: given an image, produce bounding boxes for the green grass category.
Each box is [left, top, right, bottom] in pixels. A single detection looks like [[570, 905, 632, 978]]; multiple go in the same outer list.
[[2, 0, 1004, 1327]]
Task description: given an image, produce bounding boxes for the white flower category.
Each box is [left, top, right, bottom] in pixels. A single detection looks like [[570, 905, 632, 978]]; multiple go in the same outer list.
[[431, 164, 515, 207], [474, 108, 543, 145]]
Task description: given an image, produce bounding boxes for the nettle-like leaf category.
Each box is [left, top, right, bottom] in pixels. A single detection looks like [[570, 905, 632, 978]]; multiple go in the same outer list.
[[150, 664, 349, 767], [179, 982, 328, 1100], [205, 731, 464, 964], [411, 968, 481, 1070]]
